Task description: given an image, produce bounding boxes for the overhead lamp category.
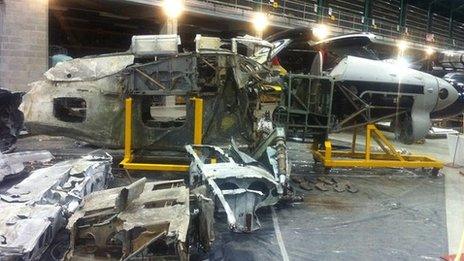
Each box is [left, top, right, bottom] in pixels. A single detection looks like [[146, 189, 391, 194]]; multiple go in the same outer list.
[[313, 24, 330, 40], [162, 0, 185, 19], [252, 12, 269, 35], [397, 40, 409, 52]]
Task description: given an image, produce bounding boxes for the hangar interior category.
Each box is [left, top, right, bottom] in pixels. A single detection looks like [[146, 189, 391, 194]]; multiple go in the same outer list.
[[2, 0, 464, 260]]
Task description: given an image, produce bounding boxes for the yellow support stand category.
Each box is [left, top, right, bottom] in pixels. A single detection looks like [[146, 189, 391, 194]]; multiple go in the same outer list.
[[312, 124, 443, 171], [119, 97, 204, 172], [191, 97, 203, 145]]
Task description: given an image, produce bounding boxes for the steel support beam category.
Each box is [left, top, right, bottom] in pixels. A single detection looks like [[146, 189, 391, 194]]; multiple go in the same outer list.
[[450, 1, 464, 38], [427, 2, 434, 33], [449, 8, 454, 38], [363, 0, 372, 32], [399, 0, 408, 28], [426, 0, 447, 33], [317, 0, 326, 22]]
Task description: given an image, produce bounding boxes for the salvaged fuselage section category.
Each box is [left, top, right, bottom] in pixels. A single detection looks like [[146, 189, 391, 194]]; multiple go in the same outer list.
[[66, 178, 204, 260], [186, 144, 281, 232], [0, 151, 112, 260], [20, 54, 132, 148], [20, 50, 263, 151]]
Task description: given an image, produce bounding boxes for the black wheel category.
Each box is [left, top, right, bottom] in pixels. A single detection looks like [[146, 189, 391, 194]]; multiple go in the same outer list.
[[431, 168, 440, 177]]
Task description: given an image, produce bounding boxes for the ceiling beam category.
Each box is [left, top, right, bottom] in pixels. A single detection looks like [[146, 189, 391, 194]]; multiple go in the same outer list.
[[363, 0, 372, 32]]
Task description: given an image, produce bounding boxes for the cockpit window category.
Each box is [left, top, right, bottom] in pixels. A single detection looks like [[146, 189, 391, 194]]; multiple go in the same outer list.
[[329, 45, 379, 60], [323, 45, 379, 71], [452, 75, 464, 82]]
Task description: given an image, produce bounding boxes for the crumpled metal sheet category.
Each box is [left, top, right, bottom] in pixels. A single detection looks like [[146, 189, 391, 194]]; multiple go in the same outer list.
[[0, 151, 113, 260], [0, 89, 24, 153], [186, 144, 280, 232], [66, 178, 192, 260], [0, 150, 54, 183], [44, 53, 134, 82]]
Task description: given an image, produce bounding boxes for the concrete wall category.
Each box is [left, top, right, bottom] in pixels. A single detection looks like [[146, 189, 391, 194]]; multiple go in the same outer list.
[[0, 0, 48, 92]]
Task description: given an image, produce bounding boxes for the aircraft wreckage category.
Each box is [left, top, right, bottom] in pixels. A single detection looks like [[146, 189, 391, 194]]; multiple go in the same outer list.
[[20, 31, 464, 149], [20, 34, 291, 222], [9, 30, 464, 259], [3, 35, 291, 259], [66, 178, 214, 260], [0, 151, 112, 260], [20, 35, 275, 151]]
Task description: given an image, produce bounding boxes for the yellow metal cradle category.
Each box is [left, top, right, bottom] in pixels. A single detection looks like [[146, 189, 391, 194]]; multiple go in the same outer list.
[[119, 97, 203, 172], [311, 124, 443, 173]]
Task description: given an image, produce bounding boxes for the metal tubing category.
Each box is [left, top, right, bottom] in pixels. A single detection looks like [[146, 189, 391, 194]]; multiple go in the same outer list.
[[365, 124, 371, 160], [122, 163, 189, 172], [123, 98, 133, 162]]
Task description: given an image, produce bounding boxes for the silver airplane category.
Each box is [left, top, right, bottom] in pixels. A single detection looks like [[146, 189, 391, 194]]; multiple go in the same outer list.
[[264, 28, 464, 143]]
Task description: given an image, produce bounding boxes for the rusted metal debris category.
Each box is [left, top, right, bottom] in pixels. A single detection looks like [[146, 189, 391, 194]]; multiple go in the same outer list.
[[0, 151, 112, 260], [19, 47, 272, 152], [291, 174, 358, 193], [186, 144, 281, 232], [66, 178, 214, 260]]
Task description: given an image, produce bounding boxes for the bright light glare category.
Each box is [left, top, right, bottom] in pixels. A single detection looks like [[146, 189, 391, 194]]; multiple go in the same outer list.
[[397, 40, 409, 52], [163, 0, 184, 19], [313, 24, 330, 40], [425, 46, 435, 56], [252, 12, 268, 33], [395, 57, 410, 68]]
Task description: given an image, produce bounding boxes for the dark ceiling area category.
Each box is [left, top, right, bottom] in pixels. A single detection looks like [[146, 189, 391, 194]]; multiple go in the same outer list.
[[48, 0, 264, 58], [48, 0, 464, 59], [408, 0, 464, 21]]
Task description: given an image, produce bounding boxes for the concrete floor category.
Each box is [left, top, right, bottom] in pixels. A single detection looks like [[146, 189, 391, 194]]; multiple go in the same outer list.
[[9, 130, 464, 260], [331, 130, 464, 256], [202, 134, 452, 261]]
